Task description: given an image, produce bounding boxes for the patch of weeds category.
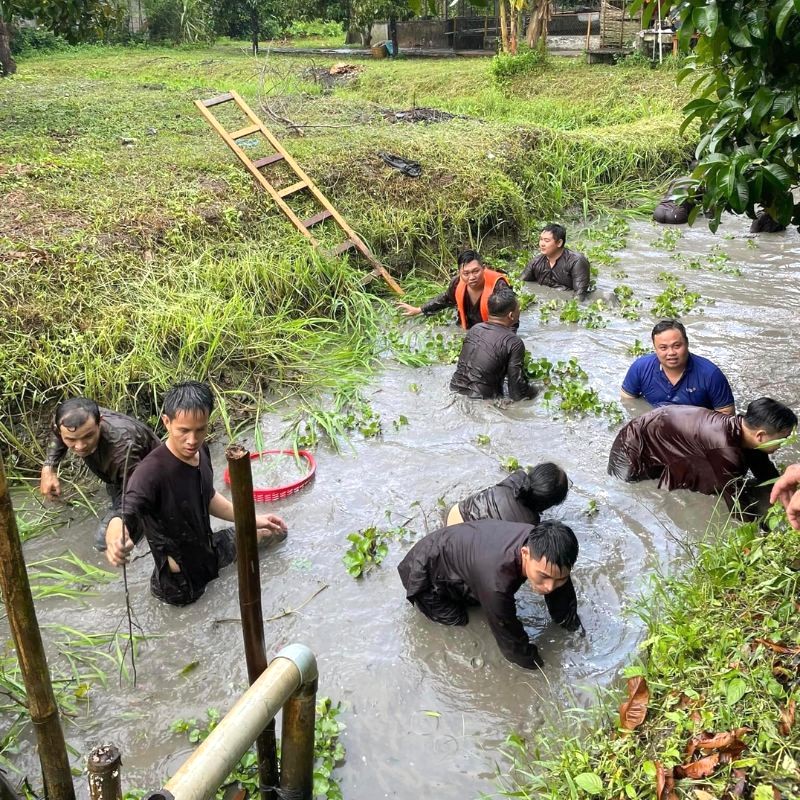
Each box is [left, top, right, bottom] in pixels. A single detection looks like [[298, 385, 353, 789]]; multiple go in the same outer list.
[[651, 273, 704, 317], [386, 329, 462, 368], [558, 299, 608, 329], [408, 383, 421, 394], [670, 248, 742, 276], [583, 499, 599, 517], [524, 355, 623, 423], [172, 698, 346, 800], [651, 227, 683, 251], [343, 521, 415, 578], [392, 415, 409, 431], [500, 456, 521, 472], [289, 391, 382, 451], [613, 285, 642, 321], [578, 217, 630, 275], [476, 433, 491, 447], [626, 338, 650, 357], [746, 238, 758, 250]]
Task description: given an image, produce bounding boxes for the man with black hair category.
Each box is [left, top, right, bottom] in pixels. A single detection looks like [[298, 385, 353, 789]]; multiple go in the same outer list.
[[105, 381, 287, 606], [396, 250, 511, 330], [608, 398, 797, 512], [447, 462, 568, 526], [520, 224, 591, 300], [398, 519, 581, 670], [449, 289, 537, 400], [622, 320, 735, 413], [40, 397, 161, 551]]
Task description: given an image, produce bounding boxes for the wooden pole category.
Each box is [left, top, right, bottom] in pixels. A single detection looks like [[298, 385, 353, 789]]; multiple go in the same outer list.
[[278, 678, 317, 800], [87, 745, 122, 800], [225, 445, 278, 800], [0, 456, 75, 800]]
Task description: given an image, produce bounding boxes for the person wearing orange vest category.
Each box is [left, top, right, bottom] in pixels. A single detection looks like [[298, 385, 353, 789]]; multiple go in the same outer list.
[[396, 250, 511, 330]]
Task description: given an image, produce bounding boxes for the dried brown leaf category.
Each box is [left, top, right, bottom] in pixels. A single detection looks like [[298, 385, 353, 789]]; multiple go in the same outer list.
[[694, 791, 718, 800], [755, 638, 800, 655], [674, 752, 721, 780], [779, 699, 796, 737], [656, 762, 678, 800], [619, 676, 649, 730], [686, 728, 750, 760]]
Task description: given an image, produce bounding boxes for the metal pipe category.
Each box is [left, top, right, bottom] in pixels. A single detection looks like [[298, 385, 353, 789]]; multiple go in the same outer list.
[[87, 745, 122, 800], [0, 455, 75, 800], [148, 647, 317, 800], [225, 444, 277, 800]]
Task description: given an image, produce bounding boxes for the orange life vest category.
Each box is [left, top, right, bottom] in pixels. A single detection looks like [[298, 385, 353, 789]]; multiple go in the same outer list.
[[454, 269, 505, 330]]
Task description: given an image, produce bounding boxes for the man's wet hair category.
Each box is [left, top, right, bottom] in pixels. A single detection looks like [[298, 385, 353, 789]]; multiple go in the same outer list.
[[526, 520, 578, 571], [55, 398, 101, 432], [743, 398, 797, 435], [488, 288, 518, 317], [457, 250, 483, 269], [541, 223, 567, 246], [163, 381, 214, 420], [520, 462, 569, 512], [651, 319, 687, 341]]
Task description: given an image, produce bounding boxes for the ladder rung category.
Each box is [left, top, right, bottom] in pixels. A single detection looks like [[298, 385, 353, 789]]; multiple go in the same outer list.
[[202, 92, 234, 108], [252, 153, 286, 169], [331, 240, 356, 257], [278, 181, 308, 198], [302, 209, 333, 229], [230, 124, 262, 140]]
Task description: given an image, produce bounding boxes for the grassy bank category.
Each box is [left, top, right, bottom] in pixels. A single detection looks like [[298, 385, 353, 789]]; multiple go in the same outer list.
[[495, 506, 800, 799], [0, 43, 692, 462]]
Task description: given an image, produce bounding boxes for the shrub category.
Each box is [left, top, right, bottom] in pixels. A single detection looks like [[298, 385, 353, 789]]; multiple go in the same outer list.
[[144, 0, 214, 43], [10, 26, 70, 55], [489, 42, 548, 84], [283, 19, 343, 39]]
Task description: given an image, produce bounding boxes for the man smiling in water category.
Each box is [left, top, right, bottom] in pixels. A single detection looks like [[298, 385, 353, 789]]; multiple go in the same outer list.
[[398, 519, 581, 670], [105, 381, 287, 605]]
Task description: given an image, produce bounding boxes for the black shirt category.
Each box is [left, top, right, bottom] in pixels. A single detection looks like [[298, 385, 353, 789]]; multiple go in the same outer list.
[[44, 407, 161, 494], [520, 248, 591, 299], [449, 322, 536, 400], [458, 469, 541, 525], [421, 274, 511, 329], [116, 443, 222, 605], [397, 520, 578, 670]]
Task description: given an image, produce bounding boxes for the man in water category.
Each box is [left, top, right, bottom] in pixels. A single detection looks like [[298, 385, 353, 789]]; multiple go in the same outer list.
[[608, 398, 797, 512], [398, 519, 581, 670], [449, 289, 537, 400], [396, 250, 511, 330], [105, 381, 287, 606], [40, 398, 161, 551], [621, 320, 735, 414], [520, 223, 591, 300]]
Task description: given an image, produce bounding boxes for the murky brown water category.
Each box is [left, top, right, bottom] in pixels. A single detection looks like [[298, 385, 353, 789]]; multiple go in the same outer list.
[[6, 214, 800, 799]]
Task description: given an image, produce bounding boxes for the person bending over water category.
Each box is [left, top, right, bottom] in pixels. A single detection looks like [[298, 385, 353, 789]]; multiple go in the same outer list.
[[449, 289, 537, 401], [520, 223, 591, 300], [398, 519, 581, 670], [447, 462, 568, 526], [40, 398, 161, 551], [105, 381, 287, 606], [621, 320, 735, 414], [396, 250, 510, 330], [608, 398, 796, 514]]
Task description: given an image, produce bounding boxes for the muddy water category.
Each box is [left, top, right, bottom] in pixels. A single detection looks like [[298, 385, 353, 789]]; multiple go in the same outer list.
[[9, 215, 800, 799]]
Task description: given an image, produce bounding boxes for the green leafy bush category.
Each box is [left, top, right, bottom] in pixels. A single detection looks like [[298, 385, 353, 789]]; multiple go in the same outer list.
[[10, 26, 70, 55], [489, 43, 548, 84], [283, 19, 343, 38]]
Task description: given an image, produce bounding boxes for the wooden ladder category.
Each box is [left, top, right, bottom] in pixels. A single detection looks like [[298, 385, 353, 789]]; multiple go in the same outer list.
[[195, 90, 403, 295]]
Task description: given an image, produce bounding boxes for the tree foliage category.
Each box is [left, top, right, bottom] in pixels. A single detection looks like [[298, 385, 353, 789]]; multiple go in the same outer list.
[[630, 0, 800, 230]]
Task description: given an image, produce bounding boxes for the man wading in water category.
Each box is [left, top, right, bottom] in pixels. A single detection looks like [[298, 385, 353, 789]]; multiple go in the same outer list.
[[105, 381, 287, 606], [520, 223, 591, 300], [398, 520, 581, 670], [40, 398, 161, 551], [396, 250, 511, 330]]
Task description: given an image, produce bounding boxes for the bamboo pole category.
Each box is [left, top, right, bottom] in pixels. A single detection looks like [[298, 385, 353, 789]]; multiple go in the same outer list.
[[87, 745, 122, 800], [279, 677, 317, 800], [0, 456, 75, 800], [225, 445, 277, 800]]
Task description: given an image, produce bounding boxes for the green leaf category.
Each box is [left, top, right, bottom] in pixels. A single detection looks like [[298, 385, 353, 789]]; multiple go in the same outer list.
[[775, 0, 799, 39], [726, 676, 749, 705], [574, 773, 603, 795], [749, 86, 774, 128]]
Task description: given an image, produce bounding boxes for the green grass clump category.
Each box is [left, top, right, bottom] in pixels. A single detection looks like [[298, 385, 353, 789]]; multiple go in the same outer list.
[[494, 506, 800, 799]]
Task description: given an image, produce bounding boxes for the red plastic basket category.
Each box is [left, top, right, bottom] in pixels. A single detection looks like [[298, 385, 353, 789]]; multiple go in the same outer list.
[[223, 449, 316, 502]]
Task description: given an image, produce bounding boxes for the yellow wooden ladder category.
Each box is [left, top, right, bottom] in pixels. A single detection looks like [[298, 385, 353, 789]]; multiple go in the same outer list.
[[195, 90, 403, 295]]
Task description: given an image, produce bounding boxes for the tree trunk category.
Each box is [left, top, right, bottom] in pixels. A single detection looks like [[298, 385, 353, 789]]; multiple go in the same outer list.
[[498, 0, 509, 53], [509, 3, 518, 53], [0, 20, 16, 77], [250, 7, 259, 55], [389, 16, 398, 56], [526, 0, 550, 48]]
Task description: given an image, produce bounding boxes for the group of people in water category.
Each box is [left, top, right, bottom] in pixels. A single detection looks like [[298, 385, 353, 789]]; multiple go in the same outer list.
[[39, 220, 800, 671]]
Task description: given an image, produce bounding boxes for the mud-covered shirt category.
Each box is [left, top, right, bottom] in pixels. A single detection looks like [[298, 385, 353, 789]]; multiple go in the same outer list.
[[397, 520, 579, 670], [115, 443, 224, 605], [458, 469, 541, 525], [520, 248, 591, 300], [421, 274, 511, 329], [43, 407, 161, 493]]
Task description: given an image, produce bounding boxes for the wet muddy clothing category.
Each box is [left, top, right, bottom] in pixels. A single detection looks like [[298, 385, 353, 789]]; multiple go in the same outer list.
[[398, 520, 579, 670], [607, 406, 779, 508], [458, 469, 542, 525], [44, 407, 161, 492], [420, 273, 511, 329], [449, 322, 536, 400], [622, 353, 734, 411], [653, 199, 690, 224], [115, 443, 237, 606], [750, 212, 786, 233], [520, 248, 591, 300]]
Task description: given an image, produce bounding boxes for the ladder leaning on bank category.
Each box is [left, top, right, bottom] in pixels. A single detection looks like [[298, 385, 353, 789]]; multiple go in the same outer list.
[[195, 90, 404, 295]]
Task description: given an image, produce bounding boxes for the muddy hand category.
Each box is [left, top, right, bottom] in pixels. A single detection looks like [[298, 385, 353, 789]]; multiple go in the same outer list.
[[105, 518, 134, 567], [39, 467, 61, 498], [396, 301, 422, 317], [256, 513, 288, 536], [769, 463, 800, 508]]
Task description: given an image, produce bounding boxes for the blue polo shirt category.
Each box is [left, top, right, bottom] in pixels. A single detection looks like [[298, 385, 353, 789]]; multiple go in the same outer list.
[[622, 353, 735, 410]]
